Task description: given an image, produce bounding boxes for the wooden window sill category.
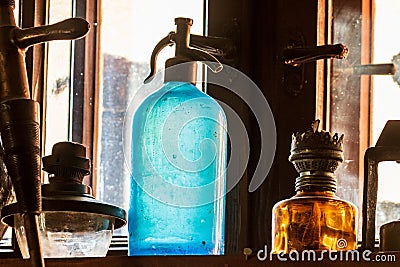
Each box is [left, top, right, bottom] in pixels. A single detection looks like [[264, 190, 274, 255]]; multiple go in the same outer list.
[[0, 253, 398, 267]]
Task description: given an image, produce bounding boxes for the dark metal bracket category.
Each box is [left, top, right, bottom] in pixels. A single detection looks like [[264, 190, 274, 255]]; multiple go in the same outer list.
[[362, 120, 400, 251], [281, 31, 348, 97], [282, 31, 305, 97]]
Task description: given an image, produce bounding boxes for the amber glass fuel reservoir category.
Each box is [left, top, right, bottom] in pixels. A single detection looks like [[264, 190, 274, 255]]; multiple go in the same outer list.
[[272, 120, 357, 253]]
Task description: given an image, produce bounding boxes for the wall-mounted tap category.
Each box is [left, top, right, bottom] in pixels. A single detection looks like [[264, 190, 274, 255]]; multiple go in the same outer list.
[[282, 43, 348, 66], [0, 1, 89, 266]]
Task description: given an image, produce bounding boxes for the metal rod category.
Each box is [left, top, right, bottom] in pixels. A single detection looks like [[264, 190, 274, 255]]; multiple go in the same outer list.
[[24, 214, 45, 267], [353, 63, 395, 75]]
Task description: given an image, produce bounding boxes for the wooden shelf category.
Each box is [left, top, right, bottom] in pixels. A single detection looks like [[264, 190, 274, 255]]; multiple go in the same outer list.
[[0, 253, 398, 267]]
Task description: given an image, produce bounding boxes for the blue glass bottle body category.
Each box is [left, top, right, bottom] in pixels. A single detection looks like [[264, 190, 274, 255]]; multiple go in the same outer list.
[[128, 81, 227, 255]]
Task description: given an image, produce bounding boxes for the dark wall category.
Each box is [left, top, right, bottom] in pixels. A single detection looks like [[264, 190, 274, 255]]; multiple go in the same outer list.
[[208, 0, 321, 253]]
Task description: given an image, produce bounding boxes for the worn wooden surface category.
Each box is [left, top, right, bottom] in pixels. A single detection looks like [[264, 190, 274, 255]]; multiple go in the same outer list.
[[0, 253, 399, 267]]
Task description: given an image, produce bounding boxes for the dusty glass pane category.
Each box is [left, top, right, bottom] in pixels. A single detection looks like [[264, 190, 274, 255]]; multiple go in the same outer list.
[[330, 3, 363, 212], [97, 0, 204, 234]]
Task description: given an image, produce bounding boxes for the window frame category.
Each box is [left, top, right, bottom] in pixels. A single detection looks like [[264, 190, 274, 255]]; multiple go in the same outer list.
[[327, 0, 373, 244], [69, 0, 99, 189], [5, 0, 376, 260]]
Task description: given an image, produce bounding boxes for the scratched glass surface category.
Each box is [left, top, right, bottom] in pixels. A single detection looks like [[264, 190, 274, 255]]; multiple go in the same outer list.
[[329, 1, 364, 241]]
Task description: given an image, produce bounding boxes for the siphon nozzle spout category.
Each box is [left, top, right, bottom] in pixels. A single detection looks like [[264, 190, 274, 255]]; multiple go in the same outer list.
[[144, 17, 235, 84]]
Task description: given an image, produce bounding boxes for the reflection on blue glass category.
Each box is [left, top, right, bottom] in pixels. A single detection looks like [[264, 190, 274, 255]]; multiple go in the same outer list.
[[128, 81, 227, 255]]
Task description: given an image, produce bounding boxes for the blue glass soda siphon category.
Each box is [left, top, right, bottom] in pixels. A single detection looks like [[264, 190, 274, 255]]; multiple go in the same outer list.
[[128, 17, 227, 255]]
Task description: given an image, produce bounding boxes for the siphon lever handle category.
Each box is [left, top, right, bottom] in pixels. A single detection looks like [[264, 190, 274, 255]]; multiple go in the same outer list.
[[144, 33, 175, 83], [12, 17, 90, 49], [190, 34, 236, 58]]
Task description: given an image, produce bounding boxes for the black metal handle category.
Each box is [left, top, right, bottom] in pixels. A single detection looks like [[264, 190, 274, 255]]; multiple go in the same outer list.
[[283, 44, 348, 66]]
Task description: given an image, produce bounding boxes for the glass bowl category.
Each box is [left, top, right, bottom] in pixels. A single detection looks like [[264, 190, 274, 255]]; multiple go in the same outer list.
[[14, 211, 115, 258]]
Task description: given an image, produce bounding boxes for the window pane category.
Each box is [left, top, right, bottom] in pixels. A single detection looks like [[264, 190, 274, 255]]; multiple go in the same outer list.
[[372, 0, 400, 238], [97, 0, 204, 234], [329, 1, 370, 241], [43, 0, 73, 160], [330, 1, 364, 215]]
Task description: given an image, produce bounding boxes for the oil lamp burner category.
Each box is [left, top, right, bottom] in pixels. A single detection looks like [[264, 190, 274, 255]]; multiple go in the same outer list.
[[1, 142, 126, 258]]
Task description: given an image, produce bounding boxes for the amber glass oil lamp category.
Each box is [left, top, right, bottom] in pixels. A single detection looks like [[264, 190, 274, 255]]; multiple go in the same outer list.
[[271, 120, 357, 253]]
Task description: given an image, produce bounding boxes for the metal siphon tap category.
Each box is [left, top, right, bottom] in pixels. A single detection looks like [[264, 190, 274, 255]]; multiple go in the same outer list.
[[0, 1, 89, 266]]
